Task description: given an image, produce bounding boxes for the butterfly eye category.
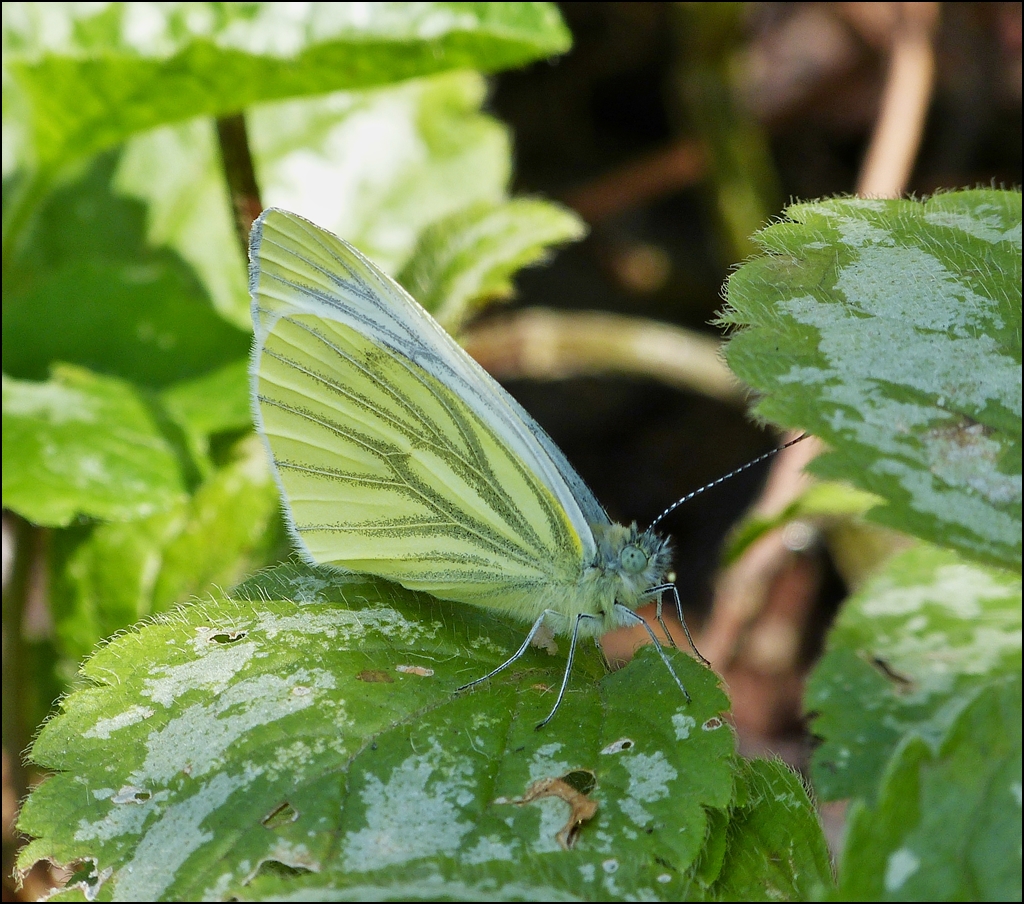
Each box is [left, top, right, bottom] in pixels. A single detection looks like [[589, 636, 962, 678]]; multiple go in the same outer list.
[[620, 545, 648, 574]]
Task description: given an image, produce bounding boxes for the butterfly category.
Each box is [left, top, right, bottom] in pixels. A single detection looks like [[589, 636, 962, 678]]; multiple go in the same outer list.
[[248, 208, 709, 727]]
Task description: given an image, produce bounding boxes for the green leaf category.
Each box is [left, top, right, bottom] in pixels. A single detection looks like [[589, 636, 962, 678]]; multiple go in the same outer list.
[[2, 366, 191, 526], [722, 191, 1023, 572], [150, 436, 286, 610], [701, 758, 835, 900], [49, 435, 284, 664], [807, 544, 1021, 802], [159, 359, 253, 450], [249, 74, 511, 276], [113, 71, 514, 325], [3, 151, 251, 387], [110, 118, 250, 328], [3, 2, 570, 171], [397, 198, 587, 331], [18, 563, 739, 901], [832, 677, 1021, 902]]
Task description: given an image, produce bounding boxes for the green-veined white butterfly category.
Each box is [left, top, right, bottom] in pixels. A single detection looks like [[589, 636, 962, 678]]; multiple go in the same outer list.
[[250, 208, 766, 727]]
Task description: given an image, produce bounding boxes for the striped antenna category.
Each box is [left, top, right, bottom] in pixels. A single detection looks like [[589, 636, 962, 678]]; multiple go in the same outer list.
[[648, 433, 808, 531]]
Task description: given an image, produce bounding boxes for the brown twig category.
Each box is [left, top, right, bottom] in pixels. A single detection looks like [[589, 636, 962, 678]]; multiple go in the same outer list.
[[857, 2, 939, 197], [2, 513, 50, 900], [462, 307, 743, 406], [215, 113, 263, 255], [561, 140, 706, 223]]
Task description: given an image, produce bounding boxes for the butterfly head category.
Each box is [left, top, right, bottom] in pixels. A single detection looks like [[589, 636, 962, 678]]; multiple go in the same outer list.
[[591, 522, 672, 610]]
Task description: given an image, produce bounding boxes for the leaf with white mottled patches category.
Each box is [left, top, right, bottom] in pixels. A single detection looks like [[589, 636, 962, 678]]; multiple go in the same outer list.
[[722, 190, 1022, 571], [830, 678, 1021, 901], [16, 562, 827, 901], [808, 544, 1021, 803]]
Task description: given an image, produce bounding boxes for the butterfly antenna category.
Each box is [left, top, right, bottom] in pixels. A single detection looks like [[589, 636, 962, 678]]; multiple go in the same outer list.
[[648, 433, 808, 531]]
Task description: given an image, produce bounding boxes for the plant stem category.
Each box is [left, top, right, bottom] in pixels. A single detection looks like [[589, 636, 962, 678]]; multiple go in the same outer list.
[[215, 113, 263, 257]]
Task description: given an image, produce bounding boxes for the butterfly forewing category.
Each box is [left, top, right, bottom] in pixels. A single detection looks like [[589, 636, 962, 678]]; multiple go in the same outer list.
[[250, 211, 593, 613], [251, 212, 609, 545]]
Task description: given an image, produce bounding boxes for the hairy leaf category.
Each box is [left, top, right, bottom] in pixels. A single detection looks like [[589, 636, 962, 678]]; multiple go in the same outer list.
[[832, 678, 1021, 901], [723, 191, 1022, 571], [16, 563, 802, 902]]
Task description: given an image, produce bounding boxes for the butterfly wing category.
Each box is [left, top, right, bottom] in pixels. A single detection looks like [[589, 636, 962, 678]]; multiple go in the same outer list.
[[249, 209, 608, 611]]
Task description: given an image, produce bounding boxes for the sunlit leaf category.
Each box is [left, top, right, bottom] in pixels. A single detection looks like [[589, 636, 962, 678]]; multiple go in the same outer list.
[[18, 563, 742, 901], [723, 191, 1022, 571], [397, 198, 586, 331], [2, 365, 191, 526], [49, 436, 285, 664], [114, 71, 513, 325], [3, 1, 570, 171]]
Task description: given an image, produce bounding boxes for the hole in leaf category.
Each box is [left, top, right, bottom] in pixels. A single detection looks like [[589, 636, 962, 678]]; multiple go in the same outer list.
[[601, 737, 634, 754], [702, 717, 723, 731], [560, 769, 597, 796], [209, 630, 247, 644], [59, 858, 113, 900], [112, 785, 151, 804], [262, 801, 299, 829], [248, 859, 315, 883], [497, 772, 598, 850]]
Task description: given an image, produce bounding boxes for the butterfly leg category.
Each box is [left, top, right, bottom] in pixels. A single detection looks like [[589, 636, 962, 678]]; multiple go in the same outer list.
[[615, 603, 692, 703], [645, 584, 679, 649], [644, 583, 710, 666], [536, 612, 601, 730], [457, 609, 558, 693]]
